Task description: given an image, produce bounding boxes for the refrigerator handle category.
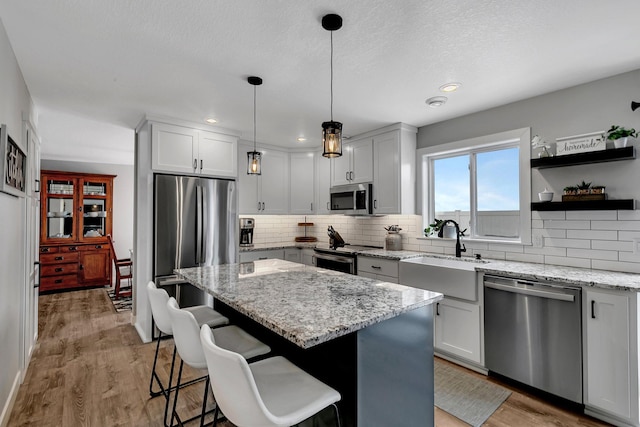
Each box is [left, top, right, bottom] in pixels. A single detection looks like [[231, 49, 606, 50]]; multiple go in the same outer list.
[[196, 185, 203, 265]]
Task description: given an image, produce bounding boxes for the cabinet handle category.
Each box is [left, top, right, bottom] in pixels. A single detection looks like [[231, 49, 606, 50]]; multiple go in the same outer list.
[[371, 265, 381, 270], [200, 159, 203, 171], [258, 257, 268, 260], [193, 159, 198, 170], [374, 199, 377, 209], [346, 171, 349, 181], [35, 179, 41, 193], [69, 247, 78, 251], [258, 201, 261, 211], [78, 206, 83, 212], [55, 267, 63, 272], [55, 279, 63, 284], [262, 202, 265, 211], [55, 256, 64, 261], [350, 171, 354, 181], [79, 264, 83, 270], [436, 302, 440, 316], [310, 202, 313, 211], [327, 202, 330, 210], [591, 300, 596, 319], [41, 248, 50, 253], [95, 245, 103, 249]]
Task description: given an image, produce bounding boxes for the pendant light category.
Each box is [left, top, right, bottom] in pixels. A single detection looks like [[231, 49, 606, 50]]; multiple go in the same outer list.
[[247, 76, 263, 175], [321, 14, 343, 158]]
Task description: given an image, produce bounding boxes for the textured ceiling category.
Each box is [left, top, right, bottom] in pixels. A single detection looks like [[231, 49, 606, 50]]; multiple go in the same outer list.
[[1, 1, 640, 164]]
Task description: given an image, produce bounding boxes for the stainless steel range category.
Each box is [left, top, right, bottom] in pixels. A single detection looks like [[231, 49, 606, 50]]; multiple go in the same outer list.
[[313, 244, 383, 275]]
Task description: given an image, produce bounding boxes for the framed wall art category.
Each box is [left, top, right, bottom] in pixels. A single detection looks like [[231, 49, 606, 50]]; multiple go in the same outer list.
[[0, 124, 27, 197]]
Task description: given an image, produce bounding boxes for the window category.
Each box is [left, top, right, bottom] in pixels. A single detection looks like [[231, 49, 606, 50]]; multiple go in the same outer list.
[[419, 128, 531, 243]]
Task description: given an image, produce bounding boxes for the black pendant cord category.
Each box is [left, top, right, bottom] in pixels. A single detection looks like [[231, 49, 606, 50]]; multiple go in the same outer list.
[[330, 31, 334, 122], [253, 84, 257, 151]]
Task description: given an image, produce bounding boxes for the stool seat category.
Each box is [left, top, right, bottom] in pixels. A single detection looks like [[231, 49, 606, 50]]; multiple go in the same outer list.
[[185, 305, 229, 331], [251, 356, 341, 422]]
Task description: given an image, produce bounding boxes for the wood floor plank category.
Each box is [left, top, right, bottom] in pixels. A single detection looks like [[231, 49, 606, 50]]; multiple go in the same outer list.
[[10, 288, 611, 427]]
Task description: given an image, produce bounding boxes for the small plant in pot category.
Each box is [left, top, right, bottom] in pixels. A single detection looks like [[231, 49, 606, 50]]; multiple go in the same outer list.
[[606, 125, 638, 148], [576, 180, 591, 195], [563, 186, 578, 195], [590, 185, 605, 194]]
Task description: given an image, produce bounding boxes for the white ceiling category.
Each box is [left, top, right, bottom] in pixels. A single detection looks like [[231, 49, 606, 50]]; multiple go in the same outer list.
[[1, 1, 640, 165]]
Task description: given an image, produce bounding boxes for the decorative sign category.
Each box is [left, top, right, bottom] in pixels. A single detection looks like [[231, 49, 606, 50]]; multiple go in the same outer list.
[[0, 124, 27, 197], [555, 131, 605, 156]]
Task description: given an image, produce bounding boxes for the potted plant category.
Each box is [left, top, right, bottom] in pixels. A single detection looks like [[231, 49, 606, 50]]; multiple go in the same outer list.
[[590, 185, 605, 194], [606, 125, 638, 148], [424, 218, 445, 237], [563, 186, 578, 195]]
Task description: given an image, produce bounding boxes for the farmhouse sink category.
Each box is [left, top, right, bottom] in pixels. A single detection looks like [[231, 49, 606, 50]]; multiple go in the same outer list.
[[399, 256, 485, 301]]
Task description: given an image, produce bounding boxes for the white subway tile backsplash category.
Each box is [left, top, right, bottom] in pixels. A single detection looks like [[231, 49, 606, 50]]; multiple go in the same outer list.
[[544, 238, 591, 249], [617, 211, 640, 221], [566, 211, 617, 220], [524, 246, 567, 256], [591, 240, 634, 252], [618, 252, 640, 263], [505, 252, 544, 264], [544, 220, 590, 229], [531, 219, 544, 229], [592, 220, 640, 231], [540, 228, 566, 238], [488, 243, 523, 253], [566, 248, 618, 261], [535, 211, 566, 220], [566, 229, 618, 240], [544, 256, 591, 269]]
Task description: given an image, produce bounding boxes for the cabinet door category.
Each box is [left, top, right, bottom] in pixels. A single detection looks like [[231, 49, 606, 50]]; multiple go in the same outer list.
[[584, 289, 631, 418], [350, 138, 374, 183], [79, 177, 112, 242], [290, 152, 315, 214], [316, 154, 332, 214], [260, 149, 289, 214], [41, 175, 76, 243], [301, 248, 315, 266], [330, 151, 352, 186], [373, 131, 400, 214], [284, 248, 301, 263], [79, 248, 111, 285], [151, 123, 197, 174], [435, 298, 481, 364], [239, 249, 285, 262], [237, 142, 260, 214], [198, 131, 237, 177]]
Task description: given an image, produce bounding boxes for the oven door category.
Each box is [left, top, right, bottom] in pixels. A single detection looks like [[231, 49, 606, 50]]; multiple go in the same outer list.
[[313, 252, 355, 274]]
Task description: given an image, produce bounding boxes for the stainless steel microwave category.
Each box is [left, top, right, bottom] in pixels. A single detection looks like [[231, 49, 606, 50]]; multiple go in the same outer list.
[[329, 183, 373, 215]]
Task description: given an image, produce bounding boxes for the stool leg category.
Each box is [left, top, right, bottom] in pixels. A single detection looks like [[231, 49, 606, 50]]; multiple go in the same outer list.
[[332, 403, 341, 427], [199, 376, 210, 427], [170, 360, 185, 427], [163, 346, 178, 427], [212, 404, 220, 427], [149, 332, 164, 397]]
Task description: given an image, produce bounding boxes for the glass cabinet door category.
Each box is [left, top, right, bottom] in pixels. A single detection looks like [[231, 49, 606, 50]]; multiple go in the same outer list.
[[45, 178, 75, 239], [81, 179, 110, 239]]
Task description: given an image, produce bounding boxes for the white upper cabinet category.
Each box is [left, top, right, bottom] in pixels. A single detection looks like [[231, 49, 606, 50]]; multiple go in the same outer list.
[[316, 153, 332, 214], [289, 152, 316, 214], [152, 122, 237, 177], [238, 141, 289, 214], [372, 125, 416, 215], [330, 138, 373, 186]]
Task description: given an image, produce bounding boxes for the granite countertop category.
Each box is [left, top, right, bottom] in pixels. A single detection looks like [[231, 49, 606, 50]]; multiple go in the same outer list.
[[475, 259, 640, 292], [356, 249, 424, 260], [175, 259, 443, 349]]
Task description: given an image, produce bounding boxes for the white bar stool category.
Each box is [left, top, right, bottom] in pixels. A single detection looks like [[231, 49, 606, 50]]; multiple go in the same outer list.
[[146, 281, 228, 426], [167, 297, 271, 427], [200, 324, 342, 427]]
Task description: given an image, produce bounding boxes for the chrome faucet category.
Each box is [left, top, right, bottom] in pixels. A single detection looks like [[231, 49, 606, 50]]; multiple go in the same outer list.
[[441, 219, 467, 258]]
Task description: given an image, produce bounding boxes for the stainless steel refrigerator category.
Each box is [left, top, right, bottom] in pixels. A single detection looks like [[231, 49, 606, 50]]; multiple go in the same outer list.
[[154, 174, 237, 306]]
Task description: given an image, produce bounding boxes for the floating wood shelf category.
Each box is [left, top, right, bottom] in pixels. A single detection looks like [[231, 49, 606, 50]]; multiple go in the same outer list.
[[531, 146, 635, 169], [531, 199, 635, 211]]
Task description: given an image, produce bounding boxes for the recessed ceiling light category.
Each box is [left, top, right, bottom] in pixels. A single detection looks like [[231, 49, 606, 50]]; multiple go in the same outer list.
[[297, 137, 307, 142], [425, 96, 448, 108], [439, 82, 461, 93], [205, 118, 218, 124]]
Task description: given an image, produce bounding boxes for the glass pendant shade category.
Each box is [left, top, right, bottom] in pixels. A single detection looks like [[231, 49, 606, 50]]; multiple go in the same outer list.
[[247, 151, 261, 175], [322, 121, 343, 158]]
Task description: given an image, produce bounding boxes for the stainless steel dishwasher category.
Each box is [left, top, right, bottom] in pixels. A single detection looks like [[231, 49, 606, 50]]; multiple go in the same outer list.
[[484, 275, 583, 403]]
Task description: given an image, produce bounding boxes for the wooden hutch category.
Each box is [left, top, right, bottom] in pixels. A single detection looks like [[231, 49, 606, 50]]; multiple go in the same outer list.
[[39, 171, 115, 292]]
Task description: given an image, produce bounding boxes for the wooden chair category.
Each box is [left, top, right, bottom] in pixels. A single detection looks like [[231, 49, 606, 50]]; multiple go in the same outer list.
[[107, 234, 132, 299]]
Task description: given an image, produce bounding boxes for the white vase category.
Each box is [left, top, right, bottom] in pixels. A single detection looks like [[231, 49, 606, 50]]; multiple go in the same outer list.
[[614, 137, 628, 149]]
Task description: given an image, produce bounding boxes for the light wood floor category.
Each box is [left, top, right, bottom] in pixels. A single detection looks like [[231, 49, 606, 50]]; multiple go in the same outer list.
[[9, 288, 611, 427]]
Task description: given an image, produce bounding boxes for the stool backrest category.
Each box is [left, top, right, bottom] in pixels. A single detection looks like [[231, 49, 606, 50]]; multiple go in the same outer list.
[[200, 324, 275, 426], [166, 297, 206, 368], [147, 281, 172, 335]]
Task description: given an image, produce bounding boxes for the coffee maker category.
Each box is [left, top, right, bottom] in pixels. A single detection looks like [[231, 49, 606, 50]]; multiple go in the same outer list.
[[239, 218, 254, 247]]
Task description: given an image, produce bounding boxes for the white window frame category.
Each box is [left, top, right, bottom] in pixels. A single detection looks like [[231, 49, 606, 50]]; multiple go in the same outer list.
[[417, 127, 531, 245]]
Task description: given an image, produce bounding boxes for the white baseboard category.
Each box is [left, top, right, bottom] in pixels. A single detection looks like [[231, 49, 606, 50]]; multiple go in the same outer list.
[[0, 371, 21, 427], [134, 316, 152, 344]]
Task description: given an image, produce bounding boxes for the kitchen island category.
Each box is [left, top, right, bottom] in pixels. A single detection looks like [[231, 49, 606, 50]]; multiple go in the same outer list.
[[175, 259, 443, 427]]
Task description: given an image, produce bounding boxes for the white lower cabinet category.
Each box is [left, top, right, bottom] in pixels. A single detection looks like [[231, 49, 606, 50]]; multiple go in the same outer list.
[[434, 297, 482, 365], [239, 249, 285, 263], [301, 248, 315, 266], [583, 288, 639, 426], [357, 256, 399, 284], [284, 248, 301, 264]]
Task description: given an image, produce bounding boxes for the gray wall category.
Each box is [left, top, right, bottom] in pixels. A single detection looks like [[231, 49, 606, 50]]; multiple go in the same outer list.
[[40, 160, 134, 258], [417, 69, 640, 201]]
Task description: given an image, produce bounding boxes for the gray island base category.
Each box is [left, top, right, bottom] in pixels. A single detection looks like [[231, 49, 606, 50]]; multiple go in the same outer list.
[[175, 259, 442, 427]]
